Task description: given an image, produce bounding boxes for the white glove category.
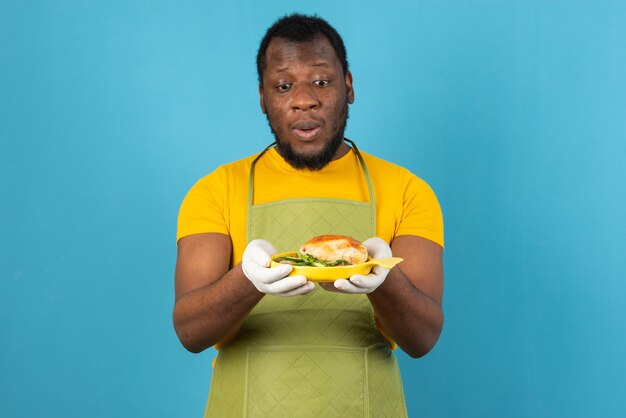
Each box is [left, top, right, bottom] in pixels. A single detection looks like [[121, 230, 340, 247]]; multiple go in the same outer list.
[[242, 239, 315, 297], [334, 237, 392, 294]]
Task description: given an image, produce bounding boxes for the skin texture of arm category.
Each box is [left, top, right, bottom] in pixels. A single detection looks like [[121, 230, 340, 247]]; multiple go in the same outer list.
[[173, 233, 263, 353], [367, 235, 444, 358]]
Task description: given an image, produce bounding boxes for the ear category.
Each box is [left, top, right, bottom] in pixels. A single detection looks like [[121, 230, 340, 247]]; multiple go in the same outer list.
[[345, 71, 355, 104], [259, 83, 266, 114]]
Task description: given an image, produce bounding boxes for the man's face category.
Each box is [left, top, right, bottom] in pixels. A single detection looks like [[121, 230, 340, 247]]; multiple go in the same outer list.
[[259, 35, 354, 170]]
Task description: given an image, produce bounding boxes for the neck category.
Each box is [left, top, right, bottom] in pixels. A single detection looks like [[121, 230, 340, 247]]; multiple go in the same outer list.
[[332, 140, 351, 161]]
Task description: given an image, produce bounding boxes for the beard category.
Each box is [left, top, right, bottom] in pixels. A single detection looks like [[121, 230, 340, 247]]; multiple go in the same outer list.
[[267, 102, 350, 171]]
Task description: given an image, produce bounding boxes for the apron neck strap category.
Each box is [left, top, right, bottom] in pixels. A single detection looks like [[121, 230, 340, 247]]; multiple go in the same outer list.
[[343, 138, 375, 208], [248, 142, 277, 208], [248, 139, 375, 207]]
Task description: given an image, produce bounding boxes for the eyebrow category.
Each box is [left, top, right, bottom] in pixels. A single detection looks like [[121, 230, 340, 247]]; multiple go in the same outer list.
[[273, 61, 331, 74]]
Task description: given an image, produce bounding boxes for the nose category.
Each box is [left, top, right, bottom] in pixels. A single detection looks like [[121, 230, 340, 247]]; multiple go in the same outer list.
[[291, 83, 320, 111]]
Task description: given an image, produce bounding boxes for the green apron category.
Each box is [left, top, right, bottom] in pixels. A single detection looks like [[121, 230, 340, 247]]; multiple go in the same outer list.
[[204, 140, 408, 418]]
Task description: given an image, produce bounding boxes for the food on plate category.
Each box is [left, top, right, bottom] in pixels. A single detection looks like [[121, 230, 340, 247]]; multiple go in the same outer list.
[[274, 235, 368, 267]]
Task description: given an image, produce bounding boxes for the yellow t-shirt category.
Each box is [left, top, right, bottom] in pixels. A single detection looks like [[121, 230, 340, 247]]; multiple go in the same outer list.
[[177, 147, 444, 264]]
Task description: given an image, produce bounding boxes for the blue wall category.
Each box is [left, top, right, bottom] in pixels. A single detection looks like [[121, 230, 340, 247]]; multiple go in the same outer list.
[[1, 1, 625, 417]]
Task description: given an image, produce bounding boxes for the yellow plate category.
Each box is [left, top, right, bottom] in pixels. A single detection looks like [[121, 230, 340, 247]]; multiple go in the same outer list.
[[270, 252, 404, 282]]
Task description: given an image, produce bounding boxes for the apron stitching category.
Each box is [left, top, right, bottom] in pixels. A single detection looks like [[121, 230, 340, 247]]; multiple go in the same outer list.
[[243, 347, 250, 418], [363, 348, 369, 418], [251, 198, 371, 208]]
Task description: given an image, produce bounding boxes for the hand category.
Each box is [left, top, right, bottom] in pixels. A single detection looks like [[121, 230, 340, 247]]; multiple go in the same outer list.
[[242, 239, 315, 297], [333, 237, 392, 294]]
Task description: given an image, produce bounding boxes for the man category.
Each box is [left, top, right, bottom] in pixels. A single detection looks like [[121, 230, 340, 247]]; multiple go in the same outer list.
[[174, 13, 444, 417]]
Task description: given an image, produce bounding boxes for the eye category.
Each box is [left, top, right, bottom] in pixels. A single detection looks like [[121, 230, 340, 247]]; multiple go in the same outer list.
[[276, 83, 292, 92], [314, 80, 330, 87]]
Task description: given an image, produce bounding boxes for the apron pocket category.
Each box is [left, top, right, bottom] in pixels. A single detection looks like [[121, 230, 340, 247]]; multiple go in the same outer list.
[[246, 345, 368, 418]]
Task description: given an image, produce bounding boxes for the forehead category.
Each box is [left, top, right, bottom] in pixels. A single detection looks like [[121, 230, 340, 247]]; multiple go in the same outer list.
[[264, 35, 341, 75]]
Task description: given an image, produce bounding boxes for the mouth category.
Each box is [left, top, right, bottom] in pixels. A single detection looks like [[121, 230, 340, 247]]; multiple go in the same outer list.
[[292, 120, 322, 140]]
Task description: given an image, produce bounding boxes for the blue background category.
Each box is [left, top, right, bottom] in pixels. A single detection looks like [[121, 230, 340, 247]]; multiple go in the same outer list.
[[1, 1, 625, 417]]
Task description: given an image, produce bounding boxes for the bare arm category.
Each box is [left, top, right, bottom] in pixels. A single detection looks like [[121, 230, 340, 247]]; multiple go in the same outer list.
[[367, 235, 444, 358], [173, 233, 263, 353]]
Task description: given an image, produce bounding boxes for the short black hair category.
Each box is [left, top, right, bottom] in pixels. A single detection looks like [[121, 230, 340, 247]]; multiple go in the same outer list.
[[256, 13, 349, 85]]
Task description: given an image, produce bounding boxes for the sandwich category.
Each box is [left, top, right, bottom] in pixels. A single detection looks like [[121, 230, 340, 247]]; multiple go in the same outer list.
[[275, 235, 368, 267]]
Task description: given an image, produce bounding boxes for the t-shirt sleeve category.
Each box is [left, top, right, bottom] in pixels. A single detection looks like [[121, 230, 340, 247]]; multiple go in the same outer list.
[[176, 167, 229, 242], [396, 171, 444, 249]]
